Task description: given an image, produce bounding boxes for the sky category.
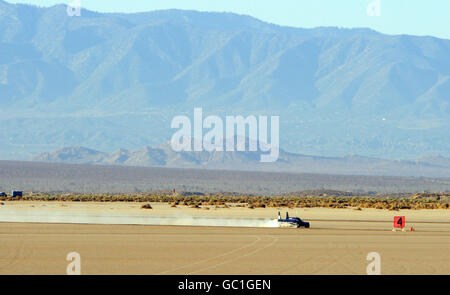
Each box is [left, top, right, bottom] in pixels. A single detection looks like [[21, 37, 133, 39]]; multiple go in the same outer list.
[[6, 0, 450, 39]]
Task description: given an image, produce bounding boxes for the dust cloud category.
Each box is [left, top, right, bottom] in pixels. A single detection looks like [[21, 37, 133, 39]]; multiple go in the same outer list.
[[0, 209, 279, 228]]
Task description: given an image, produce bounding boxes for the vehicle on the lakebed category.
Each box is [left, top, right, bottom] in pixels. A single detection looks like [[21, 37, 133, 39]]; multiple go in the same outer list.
[[278, 212, 310, 228]]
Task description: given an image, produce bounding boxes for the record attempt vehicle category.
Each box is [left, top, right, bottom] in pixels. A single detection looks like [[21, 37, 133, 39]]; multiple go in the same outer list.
[[278, 212, 310, 228]]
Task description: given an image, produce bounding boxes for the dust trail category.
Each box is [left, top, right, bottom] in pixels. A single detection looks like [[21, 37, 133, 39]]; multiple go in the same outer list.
[[143, 216, 280, 228], [0, 208, 280, 228]]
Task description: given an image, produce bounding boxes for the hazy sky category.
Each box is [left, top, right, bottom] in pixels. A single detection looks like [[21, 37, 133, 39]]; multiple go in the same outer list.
[[7, 0, 450, 39]]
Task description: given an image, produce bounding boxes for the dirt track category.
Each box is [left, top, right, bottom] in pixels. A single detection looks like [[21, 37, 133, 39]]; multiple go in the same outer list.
[[0, 202, 449, 274], [1, 223, 449, 274]]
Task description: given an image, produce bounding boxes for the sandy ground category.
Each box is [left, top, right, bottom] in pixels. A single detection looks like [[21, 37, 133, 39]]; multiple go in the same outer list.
[[0, 202, 449, 274]]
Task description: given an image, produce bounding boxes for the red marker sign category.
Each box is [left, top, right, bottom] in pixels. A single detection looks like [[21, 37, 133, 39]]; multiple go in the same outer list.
[[394, 216, 405, 228]]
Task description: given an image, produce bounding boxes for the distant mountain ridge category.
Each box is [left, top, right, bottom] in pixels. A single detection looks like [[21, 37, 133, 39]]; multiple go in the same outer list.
[[32, 145, 450, 178], [0, 0, 449, 160]]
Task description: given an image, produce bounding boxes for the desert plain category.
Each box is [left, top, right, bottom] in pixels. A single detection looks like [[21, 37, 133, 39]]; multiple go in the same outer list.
[[0, 202, 449, 275]]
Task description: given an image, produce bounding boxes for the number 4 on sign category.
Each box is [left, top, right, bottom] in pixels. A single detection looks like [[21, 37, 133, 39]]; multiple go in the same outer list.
[[393, 216, 406, 232]]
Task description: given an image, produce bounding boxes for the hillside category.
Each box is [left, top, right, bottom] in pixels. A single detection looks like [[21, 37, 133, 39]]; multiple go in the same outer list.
[[0, 1, 449, 160], [32, 145, 450, 178]]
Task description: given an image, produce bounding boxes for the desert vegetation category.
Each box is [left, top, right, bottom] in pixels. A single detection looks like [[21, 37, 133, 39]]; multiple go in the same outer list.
[[2, 161, 450, 195], [1, 192, 448, 210]]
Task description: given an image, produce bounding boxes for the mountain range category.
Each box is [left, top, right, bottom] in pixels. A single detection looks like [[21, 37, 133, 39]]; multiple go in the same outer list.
[[0, 0, 449, 161], [31, 145, 450, 178]]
